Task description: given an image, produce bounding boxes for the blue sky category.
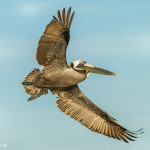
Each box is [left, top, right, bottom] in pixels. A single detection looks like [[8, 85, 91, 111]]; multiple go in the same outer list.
[[0, 0, 150, 150]]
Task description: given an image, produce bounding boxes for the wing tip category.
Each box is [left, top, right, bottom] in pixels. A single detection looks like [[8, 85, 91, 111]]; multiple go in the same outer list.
[[55, 7, 75, 29], [123, 128, 144, 143]]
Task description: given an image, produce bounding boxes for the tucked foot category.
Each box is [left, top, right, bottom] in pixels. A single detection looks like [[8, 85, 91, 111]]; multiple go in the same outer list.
[[22, 81, 33, 85], [28, 88, 48, 101], [28, 95, 41, 101]]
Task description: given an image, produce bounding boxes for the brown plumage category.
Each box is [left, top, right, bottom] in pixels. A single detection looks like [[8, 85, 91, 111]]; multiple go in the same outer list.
[[22, 7, 143, 143]]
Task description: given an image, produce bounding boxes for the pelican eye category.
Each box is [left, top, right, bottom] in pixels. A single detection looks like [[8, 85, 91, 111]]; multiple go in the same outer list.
[[76, 62, 84, 68]]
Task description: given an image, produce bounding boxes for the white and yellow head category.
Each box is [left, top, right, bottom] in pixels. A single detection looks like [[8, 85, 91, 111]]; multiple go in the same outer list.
[[70, 60, 117, 76]]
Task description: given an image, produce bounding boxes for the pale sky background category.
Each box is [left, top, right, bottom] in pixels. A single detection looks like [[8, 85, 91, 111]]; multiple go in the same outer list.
[[0, 0, 150, 150]]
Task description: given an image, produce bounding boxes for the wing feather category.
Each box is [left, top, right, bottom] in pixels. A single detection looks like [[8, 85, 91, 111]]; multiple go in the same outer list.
[[57, 10, 62, 23], [108, 124, 112, 137], [115, 128, 122, 140], [97, 119, 103, 132], [104, 123, 109, 136], [62, 8, 66, 26], [117, 129, 128, 142], [69, 12, 75, 29], [111, 126, 117, 139], [101, 122, 106, 134], [66, 7, 71, 27]]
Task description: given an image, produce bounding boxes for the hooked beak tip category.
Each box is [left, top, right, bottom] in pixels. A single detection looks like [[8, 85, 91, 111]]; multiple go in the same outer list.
[[112, 73, 117, 76]]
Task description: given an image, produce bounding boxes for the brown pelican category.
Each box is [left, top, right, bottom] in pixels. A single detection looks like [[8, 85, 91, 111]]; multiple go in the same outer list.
[[22, 7, 143, 143]]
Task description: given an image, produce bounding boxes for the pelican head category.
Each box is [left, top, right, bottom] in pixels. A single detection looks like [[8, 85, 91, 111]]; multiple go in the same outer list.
[[72, 60, 117, 76]]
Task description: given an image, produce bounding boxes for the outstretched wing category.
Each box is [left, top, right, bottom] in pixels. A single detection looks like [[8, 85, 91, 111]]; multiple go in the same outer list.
[[36, 7, 74, 71], [51, 85, 142, 143]]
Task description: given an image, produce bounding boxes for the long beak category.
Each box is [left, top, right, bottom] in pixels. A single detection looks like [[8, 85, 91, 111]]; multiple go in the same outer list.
[[80, 62, 117, 76]]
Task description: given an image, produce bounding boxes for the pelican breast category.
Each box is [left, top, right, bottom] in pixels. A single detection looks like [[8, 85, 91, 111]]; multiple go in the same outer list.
[[42, 68, 87, 87]]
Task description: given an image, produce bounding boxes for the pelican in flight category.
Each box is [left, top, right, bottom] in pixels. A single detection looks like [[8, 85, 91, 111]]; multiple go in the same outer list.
[[22, 7, 143, 143]]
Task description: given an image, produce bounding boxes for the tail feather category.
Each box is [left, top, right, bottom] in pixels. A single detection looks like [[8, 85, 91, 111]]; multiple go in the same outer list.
[[22, 68, 48, 99]]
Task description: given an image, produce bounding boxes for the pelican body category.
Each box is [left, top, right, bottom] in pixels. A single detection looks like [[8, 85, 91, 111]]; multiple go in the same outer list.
[[22, 7, 143, 143], [28, 60, 115, 88], [31, 62, 88, 88]]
